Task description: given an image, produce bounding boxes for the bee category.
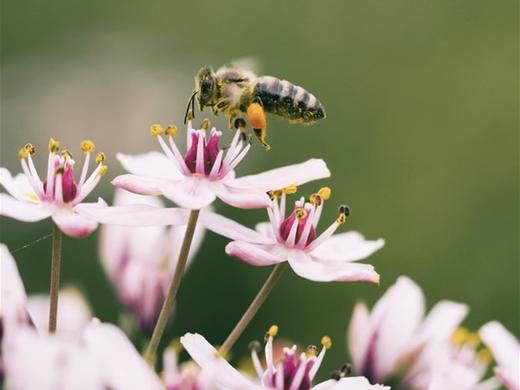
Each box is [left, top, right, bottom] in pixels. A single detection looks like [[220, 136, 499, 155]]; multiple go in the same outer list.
[[184, 65, 326, 150]]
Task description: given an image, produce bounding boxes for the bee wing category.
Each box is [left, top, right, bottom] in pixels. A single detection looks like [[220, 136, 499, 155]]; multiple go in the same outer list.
[[228, 56, 262, 74]]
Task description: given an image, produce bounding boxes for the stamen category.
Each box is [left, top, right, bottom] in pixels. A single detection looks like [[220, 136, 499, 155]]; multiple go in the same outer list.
[[61, 150, 72, 159], [248, 340, 261, 352], [80, 140, 95, 153], [95, 152, 105, 165], [295, 208, 308, 220], [18, 148, 29, 159], [321, 336, 332, 349], [48, 138, 60, 153], [452, 327, 469, 347], [264, 324, 279, 341], [466, 332, 480, 348], [249, 340, 264, 379], [305, 345, 319, 357], [477, 348, 493, 364], [165, 125, 177, 137], [150, 124, 164, 136], [99, 165, 108, 176], [331, 363, 352, 380], [336, 204, 350, 224], [200, 119, 211, 130], [318, 187, 331, 200]]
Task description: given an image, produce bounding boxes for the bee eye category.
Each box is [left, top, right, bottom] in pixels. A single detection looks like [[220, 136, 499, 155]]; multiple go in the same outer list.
[[201, 79, 212, 93]]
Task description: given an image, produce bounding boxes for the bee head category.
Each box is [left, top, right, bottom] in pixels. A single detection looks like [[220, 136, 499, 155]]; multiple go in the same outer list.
[[196, 66, 218, 109]]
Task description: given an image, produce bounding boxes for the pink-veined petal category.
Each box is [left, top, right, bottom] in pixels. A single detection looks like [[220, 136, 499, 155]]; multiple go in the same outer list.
[[199, 210, 274, 244], [230, 159, 331, 192], [359, 276, 425, 382], [0, 168, 38, 202], [180, 333, 261, 390], [77, 200, 189, 226], [52, 208, 98, 238], [310, 232, 385, 262], [312, 376, 391, 390], [215, 184, 271, 209], [287, 250, 380, 283], [0, 194, 53, 222], [255, 222, 277, 241], [348, 302, 371, 373], [225, 241, 286, 266], [116, 152, 182, 180], [162, 177, 216, 209], [0, 244, 28, 327], [112, 174, 172, 196]]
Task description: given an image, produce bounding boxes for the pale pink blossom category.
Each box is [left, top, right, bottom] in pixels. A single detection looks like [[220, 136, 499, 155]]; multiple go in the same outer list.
[[0, 139, 107, 237], [112, 122, 330, 210], [99, 189, 205, 331], [200, 188, 384, 283], [180, 328, 390, 390], [162, 344, 214, 390], [480, 321, 520, 390], [0, 243, 163, 390], [348, 276, 500, 390]]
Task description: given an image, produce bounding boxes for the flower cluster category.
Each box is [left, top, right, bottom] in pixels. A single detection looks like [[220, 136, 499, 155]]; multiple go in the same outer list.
[[1, 112, 517, 390]]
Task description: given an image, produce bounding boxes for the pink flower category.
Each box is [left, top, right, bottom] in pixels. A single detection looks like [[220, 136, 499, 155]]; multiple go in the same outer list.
[[0, 243, 163, 390], [348, 276, 499, 390], [99, 189, 205, 331], [480, 322, 520, 390], [180, 327, 390, 390], [112, 123, 331, 210], [162, 344, 212, 390], [201, 187, 384, 283], [0, 139, 107, 237]]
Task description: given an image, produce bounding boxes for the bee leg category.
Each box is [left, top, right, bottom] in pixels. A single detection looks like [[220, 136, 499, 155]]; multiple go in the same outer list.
[[247, 102, 270, 151], [184, 90, 198, 124]]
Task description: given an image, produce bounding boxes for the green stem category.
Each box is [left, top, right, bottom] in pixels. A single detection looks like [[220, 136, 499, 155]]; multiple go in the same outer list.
[[48, 224, 63, 333], [219, 262, 288, 356], [143, 209, 200, 366]]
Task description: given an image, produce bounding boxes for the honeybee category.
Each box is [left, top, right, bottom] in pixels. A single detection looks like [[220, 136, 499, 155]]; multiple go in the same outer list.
[[184, 65, 326, 150]]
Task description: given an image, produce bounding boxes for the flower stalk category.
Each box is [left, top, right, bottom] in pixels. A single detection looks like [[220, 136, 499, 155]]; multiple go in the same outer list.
[[48, 223, 63, 333], [144, 208, 200, 366], [219, 262, 288, 356]]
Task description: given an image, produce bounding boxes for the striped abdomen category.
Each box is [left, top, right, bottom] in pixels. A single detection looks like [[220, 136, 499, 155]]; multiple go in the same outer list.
[[252, 76, 325, 123]]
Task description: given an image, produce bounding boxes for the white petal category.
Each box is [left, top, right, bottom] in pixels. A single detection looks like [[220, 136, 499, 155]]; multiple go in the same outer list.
[[348, 302, 371, 372], [84, 322, 164, 390], [255, 222, 277, 240], [215, 184, 271, 209], [52, 208, 99, 238], [225, 241, 286, 266], [112, 174, 172, 196], [414, 300, 468, 344], [287, 250, 380, 283], [0, 244, 28, 327], [230, 159, 331, 192], [163, 176, 216, 209], [310, 231, 385, 262], [312, 377, 390, 390], [0, 168, 37, 202], [180, 333, 261, 390], [357, 276, 425, 382], [26, 288, 92, 334], [117, 151, 182, 180], [0, 193, 53, 222]]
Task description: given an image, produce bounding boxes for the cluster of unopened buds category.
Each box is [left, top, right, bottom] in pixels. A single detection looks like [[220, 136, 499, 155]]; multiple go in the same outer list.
[[0, 120, 518, 390]]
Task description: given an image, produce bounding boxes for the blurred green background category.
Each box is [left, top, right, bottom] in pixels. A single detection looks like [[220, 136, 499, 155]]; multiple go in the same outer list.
[[1, 0, 518, 382]]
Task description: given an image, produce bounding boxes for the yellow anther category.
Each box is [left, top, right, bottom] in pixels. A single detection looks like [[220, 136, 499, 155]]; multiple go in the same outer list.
[[150, 124, 164, 136], [305, 345, 319, 357], [98, 165, 108, 176], [61, 150, 72, 159], [295, 208, 308, 219], [264, 325, 279, 341], [452, 327, 469, 346], [283, 184, 298, 195], [477, 348, 493, 364], [18, 147, 29, 159], [165, 125, 178, 137], [95, 152, 105, 164], [336, 205, 350, 224], [248, 340, 261, 352], [336, 214, 347, 224], [318, 187, 331, 200], [466, 332, 480, 348], [321, 336, 332, 350], [80, 140, 96, 153], [24, 143, 36, 155], [200, 118, 211, 130], [48, 138, 60, 153], [167, 339, 182, 352]]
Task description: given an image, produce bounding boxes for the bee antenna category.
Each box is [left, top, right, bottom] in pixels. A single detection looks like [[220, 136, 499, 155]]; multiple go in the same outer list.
[[184, 90, 198, 124]]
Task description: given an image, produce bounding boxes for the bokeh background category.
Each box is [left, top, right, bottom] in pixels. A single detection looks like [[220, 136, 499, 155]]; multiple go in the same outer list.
[[1, 0, 518, 383]]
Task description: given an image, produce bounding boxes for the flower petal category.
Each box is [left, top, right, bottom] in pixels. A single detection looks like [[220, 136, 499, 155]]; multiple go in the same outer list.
[[0, 244, 28, 327], [230, 159, 331, 191], [112, 174, 171, 196], [180, 333, 261, 390], [225, 241, 286, 266], [312, 377, 391, 390], [199, 210, 274, 244], [0, 168, 37, 202], [117, 151, 182, 180], [215, 184, 271, 209], [348, 302, 371, 373], [0, 194, 53, 222], [52, 208, 98, 238], [162, 177, 216, 209], [310, 232, 385, 262], [287, 249, 380, 283]]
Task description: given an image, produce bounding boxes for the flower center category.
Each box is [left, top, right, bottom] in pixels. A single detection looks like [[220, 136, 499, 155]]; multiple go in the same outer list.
[[279, 207, 316, 246], [183, 129, 221, 175], [43, 153, 78, 203]]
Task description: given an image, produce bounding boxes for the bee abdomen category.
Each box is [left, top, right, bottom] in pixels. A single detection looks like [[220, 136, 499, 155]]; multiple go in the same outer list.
[[253, 76, 325, 123]]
